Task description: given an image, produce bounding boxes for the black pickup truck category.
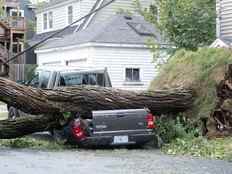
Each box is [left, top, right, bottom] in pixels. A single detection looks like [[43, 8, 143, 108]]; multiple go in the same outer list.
[[66, 109, 155, 147]]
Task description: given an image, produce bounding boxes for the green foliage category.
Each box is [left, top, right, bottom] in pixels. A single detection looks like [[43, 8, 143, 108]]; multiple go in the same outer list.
[[0, 0, 4, 16], [151, 48, 232, 121], [156, 114, 199, 143], [146, 38, 175, 69], [162, 137, 232, 161], [24, 64, 38, 81], [138, 0, 216, 50], [0, 137, 66, 150], [62, 112, 71, 119], [26, 19, 36, 33], [35, 1, 48, 11], [160, 0, 216, 50], [134, 0, 159, 24]]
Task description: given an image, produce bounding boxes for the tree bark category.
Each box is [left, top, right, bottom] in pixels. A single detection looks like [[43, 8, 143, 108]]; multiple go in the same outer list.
[[0, 78, 194, 117], [0, 77, 194, 138], [207, 64, 232, 138], [0, 114, 59, 139]]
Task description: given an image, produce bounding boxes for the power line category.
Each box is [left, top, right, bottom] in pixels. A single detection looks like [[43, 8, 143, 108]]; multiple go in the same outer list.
[[6, 0, 116, 64]]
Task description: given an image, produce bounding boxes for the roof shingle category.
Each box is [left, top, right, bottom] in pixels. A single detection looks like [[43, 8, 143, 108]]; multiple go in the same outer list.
[[37, 14, 162, 50]]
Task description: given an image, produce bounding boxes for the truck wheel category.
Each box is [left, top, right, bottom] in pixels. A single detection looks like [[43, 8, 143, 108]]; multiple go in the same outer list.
[[8, 107, 20, 120]]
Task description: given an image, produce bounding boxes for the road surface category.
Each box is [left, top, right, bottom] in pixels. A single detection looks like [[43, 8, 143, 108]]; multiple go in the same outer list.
[[0, 148, 231, 174]]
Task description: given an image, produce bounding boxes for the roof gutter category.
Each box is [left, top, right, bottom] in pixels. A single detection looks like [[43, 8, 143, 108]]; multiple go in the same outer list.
[[35, 42, 149, 53]]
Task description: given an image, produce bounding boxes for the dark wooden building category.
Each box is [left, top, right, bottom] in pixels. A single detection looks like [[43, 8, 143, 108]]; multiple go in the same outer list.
[[0, 0, 35, 81]]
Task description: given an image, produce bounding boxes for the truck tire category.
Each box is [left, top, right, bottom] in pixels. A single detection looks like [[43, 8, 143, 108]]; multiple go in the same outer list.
[[50, 129, 68, 144], [8, 107, 20, 120]]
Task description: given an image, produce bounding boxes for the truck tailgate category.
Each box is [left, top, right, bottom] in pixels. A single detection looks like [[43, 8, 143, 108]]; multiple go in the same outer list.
[[92, 109, 148, 134]]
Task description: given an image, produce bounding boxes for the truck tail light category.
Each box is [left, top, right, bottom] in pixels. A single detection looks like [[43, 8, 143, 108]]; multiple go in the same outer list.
[[72, 121, 86, 140], [146, 113, 155, 129]]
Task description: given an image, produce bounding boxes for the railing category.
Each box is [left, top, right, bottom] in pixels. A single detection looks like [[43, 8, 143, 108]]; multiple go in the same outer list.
[[7, 16, 25, 30], [4, 0, 20, 8]]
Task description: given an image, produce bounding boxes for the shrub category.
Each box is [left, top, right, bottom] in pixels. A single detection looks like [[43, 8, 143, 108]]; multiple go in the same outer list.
[[156, 114, 200, 143]]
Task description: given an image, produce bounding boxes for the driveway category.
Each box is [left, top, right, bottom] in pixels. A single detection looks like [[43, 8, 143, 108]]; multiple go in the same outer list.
[[0, 148, 231, 174]]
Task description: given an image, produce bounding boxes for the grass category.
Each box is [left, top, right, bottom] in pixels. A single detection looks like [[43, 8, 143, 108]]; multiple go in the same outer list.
[[150, 47, 232, 121], [162, 137, 232, 161], [0, 137, 68, 150]]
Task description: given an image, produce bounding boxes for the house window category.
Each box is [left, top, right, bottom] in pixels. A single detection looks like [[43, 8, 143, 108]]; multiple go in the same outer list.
[[12, 43, 23, 53], [10, 9, 24, 17], [48, 12, 53, 29], [125, 68, 140, 82], [68, 6, 73, 24], [43, 13, 47, 30], [40, 71, 51, 89]]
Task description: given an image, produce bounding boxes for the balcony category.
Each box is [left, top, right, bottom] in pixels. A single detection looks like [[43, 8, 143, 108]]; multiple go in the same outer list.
[[7, 17, 25, 30], [4, 0, 20, 8]]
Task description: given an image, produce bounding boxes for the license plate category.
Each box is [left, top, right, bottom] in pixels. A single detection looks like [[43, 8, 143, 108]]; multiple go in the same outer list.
[[113, 135, 129, 144]]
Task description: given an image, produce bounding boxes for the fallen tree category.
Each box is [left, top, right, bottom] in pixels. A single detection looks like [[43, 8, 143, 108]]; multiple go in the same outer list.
[[0, 77, 194, 139], [0, 114, 59, 139], [0, 78, 194, 116], [207, 64, 232, 138]]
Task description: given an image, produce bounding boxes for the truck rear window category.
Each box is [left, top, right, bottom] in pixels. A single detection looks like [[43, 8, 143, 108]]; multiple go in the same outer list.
[[59, 73, 105, 87], [60, 73, 82, 86]]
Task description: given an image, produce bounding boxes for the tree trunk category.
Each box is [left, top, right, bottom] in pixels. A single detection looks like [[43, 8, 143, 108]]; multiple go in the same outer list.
[[0, 77, 194, 138], [0, 114, 59, 139], [0, 78, 194, 117]]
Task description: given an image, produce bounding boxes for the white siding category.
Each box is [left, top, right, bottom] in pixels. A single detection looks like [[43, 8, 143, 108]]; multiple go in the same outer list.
[[92, 46, 156, 91], [36, 0, 152, 34], [217, 0, 232, 38], [80, 0, 97, 18], [88, 0, 152, 27], [36, 0, 96, 34], [36, 47, 94, 66], [36, 45, 156, 91]]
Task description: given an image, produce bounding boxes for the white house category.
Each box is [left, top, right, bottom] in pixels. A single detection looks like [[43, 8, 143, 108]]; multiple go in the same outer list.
[[32, 0, 164, 91], [211, 0, 232, 47]]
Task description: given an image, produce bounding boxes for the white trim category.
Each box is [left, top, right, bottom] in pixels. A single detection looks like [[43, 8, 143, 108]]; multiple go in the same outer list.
[[42, 61, 62, 66], [123, 67, 142, 83], [43, 11, 54, 32], [67, 5, 74, 25], [43, 12, 48, 31], [35, 43, 148, 53], [10, 9, 24, 17], [93, 129, 151, 134], [123, 81, 144, 86], [67, 58, 87, 63], [48, 11, 53, 29], [210, 38, 230, 48]]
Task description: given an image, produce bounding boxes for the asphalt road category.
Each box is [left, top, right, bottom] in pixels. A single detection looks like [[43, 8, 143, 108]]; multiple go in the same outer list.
[[0, 148, 231, 174]]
